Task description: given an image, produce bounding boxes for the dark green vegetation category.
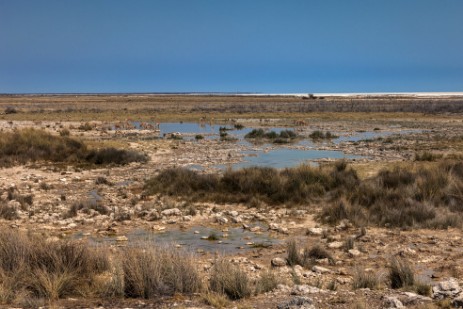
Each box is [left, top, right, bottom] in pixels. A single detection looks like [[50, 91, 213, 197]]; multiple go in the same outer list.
[[145, 160, 463, 228], [245, 129, 297, 143], [0, 128, 148, 167], [145, 161, 358, 205], [309, 130, 338, 140]]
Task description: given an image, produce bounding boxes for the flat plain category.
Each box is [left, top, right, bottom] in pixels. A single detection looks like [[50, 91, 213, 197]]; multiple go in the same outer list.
[[1, 94, 463, 308]]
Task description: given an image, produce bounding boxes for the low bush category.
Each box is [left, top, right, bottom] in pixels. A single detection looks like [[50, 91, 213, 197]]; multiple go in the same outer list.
[[0, 229, 203, 305], [389, 257, 414, 289], [85, 147, 148, 165], [0, 129, 147, 167], [352, 268, 379, 290], [245, 129, 297, 142], [64, 200, 110, 218], [121, 246, 202, 298], [255, 270, 279, 294], [78, 122, 93, 131], [0, 229, 109, 302], [145, 163, 358, 205], [303, 244, 335, 265], [4, 107, 17, 114], [309, 130, 338, 140], [0, 202, 19, 220], [415, 151, 442, 162], [286, 239, 301, 266], [209, 260, 251, 300]]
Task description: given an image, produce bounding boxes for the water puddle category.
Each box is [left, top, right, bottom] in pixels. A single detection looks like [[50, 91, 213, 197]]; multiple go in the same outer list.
[[218, 149, 365, 170], [77, 225, 279, 254]]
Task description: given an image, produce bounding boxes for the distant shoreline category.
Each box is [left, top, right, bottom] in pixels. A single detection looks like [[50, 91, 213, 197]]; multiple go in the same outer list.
[[1, 91, 463, 98]]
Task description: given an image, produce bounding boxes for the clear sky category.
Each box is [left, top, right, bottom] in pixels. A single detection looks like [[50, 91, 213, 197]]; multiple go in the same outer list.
[[1, 0, 462, 93]]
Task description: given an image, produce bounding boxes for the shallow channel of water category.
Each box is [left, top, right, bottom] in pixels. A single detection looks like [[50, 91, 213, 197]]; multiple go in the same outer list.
[[77, 225, 279, 254], [228, 148, 365, 170]]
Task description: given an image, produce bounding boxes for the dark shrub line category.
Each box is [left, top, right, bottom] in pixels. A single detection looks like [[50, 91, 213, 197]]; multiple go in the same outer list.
[[144, 162, 359, 205], [146, 160, 463, 228], [0, 128, 148, 167]]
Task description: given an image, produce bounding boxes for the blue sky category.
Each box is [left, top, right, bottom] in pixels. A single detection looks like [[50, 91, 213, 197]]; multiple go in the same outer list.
[[1, 0, 462, 93]]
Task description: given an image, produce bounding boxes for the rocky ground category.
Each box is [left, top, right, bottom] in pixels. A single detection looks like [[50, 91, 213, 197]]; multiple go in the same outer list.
[[1, 116, 463, 308]]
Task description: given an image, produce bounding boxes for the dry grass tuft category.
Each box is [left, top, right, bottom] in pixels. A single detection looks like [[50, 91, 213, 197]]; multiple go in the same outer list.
[[209, 259, 251, 300], [389, 257, 414, 289]]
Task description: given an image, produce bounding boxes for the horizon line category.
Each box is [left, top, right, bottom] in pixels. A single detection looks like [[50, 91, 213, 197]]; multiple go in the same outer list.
[[1, 91, 463, 97]]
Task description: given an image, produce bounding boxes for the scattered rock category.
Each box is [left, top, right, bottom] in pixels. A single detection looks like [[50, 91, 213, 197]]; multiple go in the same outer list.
[[433, 277, 461, 299], [215, 216, 228, 224], [229, 210, 239, 217], [453, 295, 463, 308], [327, 241, 344, 249], [383, 296, 404, 308], [291, 285, 323, 295], [161, 208, 181, 216], [277, 296, 314, 309], [312, 266, 331, 274], [231, 215, 243, 223], [271, 257, 287, 267], [348, 249, 362, 257], [307, 227, 324, 236]]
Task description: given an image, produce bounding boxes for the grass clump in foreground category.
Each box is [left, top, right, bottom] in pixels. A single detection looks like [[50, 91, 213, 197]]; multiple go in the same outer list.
[[352, 268, 380, 290], [209, 259, 252, 300], [389, 257, 414, 289], [0, 228, 202, 305], [286, 240, 335, 268], [0, 128, 147, 167]]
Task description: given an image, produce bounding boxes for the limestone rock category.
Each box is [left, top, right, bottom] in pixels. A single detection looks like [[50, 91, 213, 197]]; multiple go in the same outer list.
[[327, 241, 344, 249], [348, 249, 361, 257], [433, 278, 461, 299], [312, 265, 331, 274], [277, 296, 314, 309], [215, 216, 228, 224], [383, 296, 404, 308], [307, 227, 324, 236], [271, 257, 287, 267], [161, 208, 181, 216]]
